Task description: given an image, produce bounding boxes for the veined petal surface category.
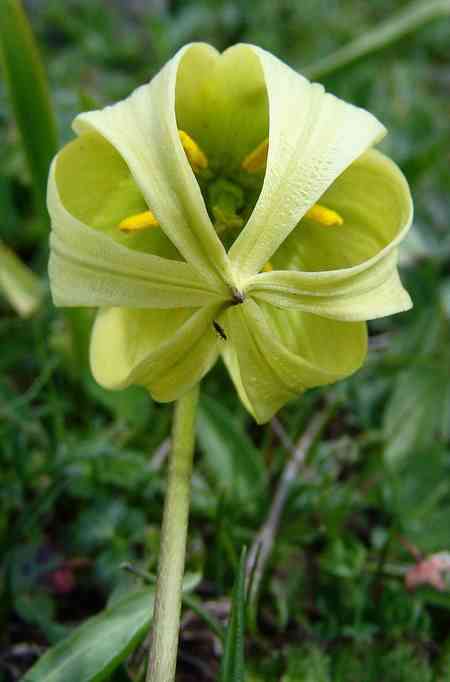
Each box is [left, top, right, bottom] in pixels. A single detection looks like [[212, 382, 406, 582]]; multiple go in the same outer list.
[[222, 299, 367, 423], [175, 43, 268, 173], [90, 305, 221, 401], [48, 160, 228, 309], [74, 44, 235, 288], [229, 46, 387, 279], [246, 150, 413, 320], [247, 254, 410, 321]]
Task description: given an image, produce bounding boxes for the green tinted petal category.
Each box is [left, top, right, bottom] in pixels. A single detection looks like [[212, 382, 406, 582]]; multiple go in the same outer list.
[[55, 130, 179, 259], [48, 160, 228, 309], [246, 150, 412, 320], [222, 299, 367, 423], [273, 149, 413, 271], [90, 305, 221, 401], [74, 44, 234, 289], [175, 43, 268, 172], [229, 46, 386, 280], [247, 253, 411, 321]]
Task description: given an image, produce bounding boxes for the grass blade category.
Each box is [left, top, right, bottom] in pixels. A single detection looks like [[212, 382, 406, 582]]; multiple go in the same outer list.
[[304, 0, 450, 80], [0, 0, 58, 228], [220, 547, 247, 682]]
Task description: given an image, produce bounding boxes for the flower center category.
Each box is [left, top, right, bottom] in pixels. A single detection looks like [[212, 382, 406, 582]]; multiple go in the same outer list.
[[118, 130, 344, 270]]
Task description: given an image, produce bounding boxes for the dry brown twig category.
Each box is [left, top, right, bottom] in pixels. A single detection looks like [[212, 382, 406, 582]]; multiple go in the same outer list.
[[245, 400, 336, 617]]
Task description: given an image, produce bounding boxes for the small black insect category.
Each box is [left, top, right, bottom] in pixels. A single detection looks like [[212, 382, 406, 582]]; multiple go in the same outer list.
[[213, 321, 227, 340]]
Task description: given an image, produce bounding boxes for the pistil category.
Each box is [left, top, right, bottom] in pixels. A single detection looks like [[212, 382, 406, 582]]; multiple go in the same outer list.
[[207, 178, 244, 234]]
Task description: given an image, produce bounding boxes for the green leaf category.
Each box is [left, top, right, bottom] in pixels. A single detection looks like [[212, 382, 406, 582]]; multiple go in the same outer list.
[[85, 378, 153, 430], [197, 397, 267, 507], [384, 364, 450, 467], [219, 547, 247, 682], [387, 445, 450, 553], [0, 241, 44, 316], [23, 588, 155, 682], [440, 277, 450, 319], [0, 0, 58, 228]]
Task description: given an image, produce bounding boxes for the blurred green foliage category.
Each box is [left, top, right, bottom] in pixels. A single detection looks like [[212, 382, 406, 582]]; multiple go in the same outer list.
[[1, 0, 450, 680]]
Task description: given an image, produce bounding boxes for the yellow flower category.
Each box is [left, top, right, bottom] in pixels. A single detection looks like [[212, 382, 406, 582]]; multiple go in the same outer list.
[[48, 43, 412, 423]]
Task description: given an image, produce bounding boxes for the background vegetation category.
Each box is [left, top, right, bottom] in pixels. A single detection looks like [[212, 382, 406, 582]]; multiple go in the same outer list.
[[1, 0, 450, 680]]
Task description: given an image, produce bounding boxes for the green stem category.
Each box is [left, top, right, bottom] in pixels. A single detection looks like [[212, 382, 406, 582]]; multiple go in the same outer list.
[[146, 385, 199, 682], [121, 563, 226, 642], [304, 0, 450, 81]]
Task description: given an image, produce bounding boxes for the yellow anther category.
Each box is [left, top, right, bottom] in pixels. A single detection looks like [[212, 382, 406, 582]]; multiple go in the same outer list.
[[119, 210, 159, 233], [178, 130, 208, 172], [306, 204, 343, 227], [261, 261, 273, 273], [241, 138, 269, 173]]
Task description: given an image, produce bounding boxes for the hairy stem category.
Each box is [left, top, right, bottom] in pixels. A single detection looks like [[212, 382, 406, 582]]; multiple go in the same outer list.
[[147, 385, 199, 682]]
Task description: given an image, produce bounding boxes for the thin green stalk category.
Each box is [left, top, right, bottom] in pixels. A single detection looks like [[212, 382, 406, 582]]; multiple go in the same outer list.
[[121, 562, 226, 642], [147, 385, 199, 682], [304, 0, 450, 81]]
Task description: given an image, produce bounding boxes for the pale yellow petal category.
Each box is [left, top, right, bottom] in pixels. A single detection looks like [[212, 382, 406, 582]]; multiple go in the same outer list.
[[222, 299, 367, 423], [54, 130, 178, 259], [47, 159, 228, 309], [74, 44, 235, 288], [175, 43, 268, 172], [246, 150, 413, 320], [229, 46, 386, 280], [90, 305, 221, 401]]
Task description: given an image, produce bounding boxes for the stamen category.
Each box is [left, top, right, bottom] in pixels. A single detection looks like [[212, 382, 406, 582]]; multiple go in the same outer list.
[[306, 204, 343, 227], [119, 210, 159, 233], [178, 130, 208, 172], [261, 262, 273, 273], [241, 138, 269, 173]]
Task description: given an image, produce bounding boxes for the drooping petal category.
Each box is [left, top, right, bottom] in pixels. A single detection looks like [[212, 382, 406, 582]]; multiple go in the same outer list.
[[48, 160, 229, 309], [90, 304, 221, 401], [229, 46, 386, 280], [245, 149, 413, 320], [175, 43, 268, 173], [73, 44, 235, 288], [222, 299, 367, 423]]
